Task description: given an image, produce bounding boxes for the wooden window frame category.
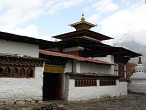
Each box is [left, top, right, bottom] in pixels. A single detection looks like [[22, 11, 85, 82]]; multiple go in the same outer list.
[[0, 66, 35, 78], [118, 64, 125, 79], [12, 68, 18, 78], [99, 79, 116, 86], [75, 79, 97, 87]]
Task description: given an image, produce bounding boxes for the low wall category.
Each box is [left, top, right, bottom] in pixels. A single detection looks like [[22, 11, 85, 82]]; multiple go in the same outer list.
[[64, 76, 127, 101], [0, 67, 43, 105]]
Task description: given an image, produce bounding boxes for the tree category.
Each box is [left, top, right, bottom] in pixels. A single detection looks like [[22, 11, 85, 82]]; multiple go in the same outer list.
[[126, 62, 137, 82]]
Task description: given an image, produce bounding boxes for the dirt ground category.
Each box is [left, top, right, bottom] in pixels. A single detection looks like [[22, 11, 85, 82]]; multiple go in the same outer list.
[[0, 93, 146, 110]]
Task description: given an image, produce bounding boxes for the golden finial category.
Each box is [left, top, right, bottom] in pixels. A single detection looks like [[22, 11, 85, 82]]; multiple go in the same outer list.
[[81, 12, 85, 21]]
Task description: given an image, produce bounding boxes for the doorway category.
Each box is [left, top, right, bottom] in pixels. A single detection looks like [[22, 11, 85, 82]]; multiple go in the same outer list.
[[43, 72, 62, 101]]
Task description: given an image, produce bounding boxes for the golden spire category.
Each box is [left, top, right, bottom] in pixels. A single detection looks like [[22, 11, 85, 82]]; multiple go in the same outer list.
[[69, 13, 96, 31], [81, 12, 85, 21]]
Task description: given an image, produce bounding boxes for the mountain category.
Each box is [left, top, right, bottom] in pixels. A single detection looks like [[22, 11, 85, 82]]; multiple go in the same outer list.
[[114, 40, 146, 65]]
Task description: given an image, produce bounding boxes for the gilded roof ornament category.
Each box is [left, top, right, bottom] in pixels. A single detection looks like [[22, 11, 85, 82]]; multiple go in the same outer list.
[[81, 13, 85, 21], [69, 13, 96, 30]]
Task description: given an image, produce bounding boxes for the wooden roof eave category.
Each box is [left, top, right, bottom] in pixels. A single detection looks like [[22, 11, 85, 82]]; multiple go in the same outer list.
[[0, 31, 58, 49], [83, 45, 141, 58], [52, 29, 113, 41], [69, 20, 96, 27]]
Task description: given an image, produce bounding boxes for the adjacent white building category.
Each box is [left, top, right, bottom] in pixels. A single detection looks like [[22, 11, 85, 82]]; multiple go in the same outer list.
[[128, 57, 146, 93]]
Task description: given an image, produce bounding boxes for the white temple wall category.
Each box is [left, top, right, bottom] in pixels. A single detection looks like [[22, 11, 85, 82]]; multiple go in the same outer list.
[[0, 39, 39, 57], [80, 62, 114, 74], [92, 55, 114, 63], [0, 67, 44, 105], [64, 60, 72, 73], [117, 82, 127, 95], [64, 60, 114, 74], [64, 78, 127, 101]]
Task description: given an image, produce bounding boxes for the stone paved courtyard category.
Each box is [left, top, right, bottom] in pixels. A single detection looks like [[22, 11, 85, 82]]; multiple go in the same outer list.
[[0, 93, 146, 110]]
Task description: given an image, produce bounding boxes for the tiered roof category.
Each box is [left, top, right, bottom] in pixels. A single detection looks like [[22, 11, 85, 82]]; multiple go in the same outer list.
[[52, 14, 141, 58], [53, 13, 112, 42]]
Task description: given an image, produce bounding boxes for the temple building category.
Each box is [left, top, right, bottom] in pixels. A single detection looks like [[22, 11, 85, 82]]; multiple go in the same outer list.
[[128, 57, 146, 93], [0, 14, 141, 104], [41, 14, 141, 101]]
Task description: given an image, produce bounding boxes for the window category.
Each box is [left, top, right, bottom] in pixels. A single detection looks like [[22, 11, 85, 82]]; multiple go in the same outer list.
[[114, 64, 118, 75], [4, 67, 11, 77], [118, 64, 125, 78], [12, 68, 18, 77], [100, 79, 116, 86], [26, 68, 33, 78], [75, 79, 97, 87], [0, 66, 34, 78], [0, 67, 3, 76], [20, 68, 25, 77]]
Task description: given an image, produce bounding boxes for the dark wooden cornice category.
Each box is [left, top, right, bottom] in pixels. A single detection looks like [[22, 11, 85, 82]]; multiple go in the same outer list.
[[0, 31, 58, 49], [52, 29, 113, 41], [0, 54, 44, 67]]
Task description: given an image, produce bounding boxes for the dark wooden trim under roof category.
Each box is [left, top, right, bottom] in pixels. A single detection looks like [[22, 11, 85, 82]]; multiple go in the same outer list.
[[53, 37, 110, 49], [0, 53, 44, 67], [82, 45, 141, 58], [66, 72, 120, 79], [0, 31, 58, 49], [52, 29, 113, 41]]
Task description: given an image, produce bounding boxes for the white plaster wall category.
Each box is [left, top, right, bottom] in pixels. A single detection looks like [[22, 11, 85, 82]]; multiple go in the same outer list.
[[63, 74, 70, 100], [65, 79, 127, 101], [75, 61, 80, 73], [64, 60, 72, 73], [128, 83, 146, 94], [92, 55, 114, 63], [132, 79, 146, 84], [128, 73, 146, 93], [0, 67, 44, 104], [64, 60, 114, 74], [0, 39, 39, 57], [80, 62, 114, 74], [117, 81, 127, 95]]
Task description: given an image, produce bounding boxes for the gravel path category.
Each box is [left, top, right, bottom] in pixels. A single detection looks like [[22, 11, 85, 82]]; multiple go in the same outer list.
[[0, 93, 146, 110]]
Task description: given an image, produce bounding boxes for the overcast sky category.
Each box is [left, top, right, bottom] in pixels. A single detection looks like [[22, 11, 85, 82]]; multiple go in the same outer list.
[[0, 0, 146, 45]]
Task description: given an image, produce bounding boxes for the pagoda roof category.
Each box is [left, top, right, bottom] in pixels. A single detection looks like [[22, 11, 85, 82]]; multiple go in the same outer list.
[[69, 20, 96, 27], [53, 29, 113, 41], [56, 38, 110, 48]]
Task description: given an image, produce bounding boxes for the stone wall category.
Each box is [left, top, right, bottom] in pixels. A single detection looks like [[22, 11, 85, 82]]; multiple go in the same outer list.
[[0, 67, 43, 105]]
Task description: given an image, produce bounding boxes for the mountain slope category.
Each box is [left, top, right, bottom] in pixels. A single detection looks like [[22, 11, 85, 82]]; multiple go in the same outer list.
[[114, 40, 146, 64]]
